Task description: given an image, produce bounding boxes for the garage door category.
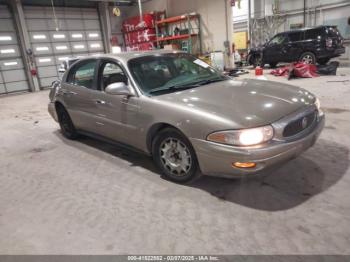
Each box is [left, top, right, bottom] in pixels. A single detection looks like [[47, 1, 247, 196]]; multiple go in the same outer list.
[[0, 5, 30, 95], [24, 6, 105, 88]]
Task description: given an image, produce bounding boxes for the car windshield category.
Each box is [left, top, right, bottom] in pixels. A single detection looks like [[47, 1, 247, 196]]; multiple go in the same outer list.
[[128, 53, 228, 96]]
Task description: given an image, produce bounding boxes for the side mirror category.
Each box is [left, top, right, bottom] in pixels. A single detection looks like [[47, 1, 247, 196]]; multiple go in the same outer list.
[[105, 82, 132, 96]]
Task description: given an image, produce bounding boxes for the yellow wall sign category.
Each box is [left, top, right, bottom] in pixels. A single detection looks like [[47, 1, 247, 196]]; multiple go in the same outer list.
[[113, 7, 121, 17], [233, 31, 248, 50]]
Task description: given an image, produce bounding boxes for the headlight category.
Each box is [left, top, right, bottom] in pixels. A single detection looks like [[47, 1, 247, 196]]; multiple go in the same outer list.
[[207, 125, 274, 146], [315, 98, 321, 111]]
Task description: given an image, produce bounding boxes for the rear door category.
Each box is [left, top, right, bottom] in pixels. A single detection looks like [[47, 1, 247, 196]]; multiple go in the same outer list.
[[62, 59, 98, 132], [303, 28, 324, 53], [284, 31, 304, 61]]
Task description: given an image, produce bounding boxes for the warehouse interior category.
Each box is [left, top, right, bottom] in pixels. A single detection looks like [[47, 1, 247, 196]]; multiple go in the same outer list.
[[1, 0, 350, 258]]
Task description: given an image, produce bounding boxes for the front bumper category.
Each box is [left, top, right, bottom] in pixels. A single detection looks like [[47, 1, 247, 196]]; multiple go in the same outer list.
[[48, 102, 58, 122], [190, 113, 325, 178]]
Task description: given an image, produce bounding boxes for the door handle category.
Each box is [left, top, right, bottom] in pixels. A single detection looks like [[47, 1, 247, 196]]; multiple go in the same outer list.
[[94, 99, 106, 105], [61, 89, 77, 95]]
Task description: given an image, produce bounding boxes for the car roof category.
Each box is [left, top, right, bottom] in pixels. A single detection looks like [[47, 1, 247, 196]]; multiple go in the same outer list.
[[76, 50, 186, 64], [281, 25, 337, 35]]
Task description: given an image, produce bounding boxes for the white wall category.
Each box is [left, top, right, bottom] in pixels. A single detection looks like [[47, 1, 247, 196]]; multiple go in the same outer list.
[[166, 0, 231, 52]]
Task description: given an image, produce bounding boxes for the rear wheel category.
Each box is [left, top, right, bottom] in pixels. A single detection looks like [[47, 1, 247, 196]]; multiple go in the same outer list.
[[57, 105, 78, 140], [300, 52, 316, 64], [152, 128, 199, 183], [318, 58, 330, 65]]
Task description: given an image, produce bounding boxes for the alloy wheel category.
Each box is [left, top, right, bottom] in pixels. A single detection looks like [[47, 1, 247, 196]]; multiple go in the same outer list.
[[159, 138, 192, 177]]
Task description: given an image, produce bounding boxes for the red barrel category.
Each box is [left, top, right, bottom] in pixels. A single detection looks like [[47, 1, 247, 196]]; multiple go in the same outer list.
[[255, 66, 263, 76]]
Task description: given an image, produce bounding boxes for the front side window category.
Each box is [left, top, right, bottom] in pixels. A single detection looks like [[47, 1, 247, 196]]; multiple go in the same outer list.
[[69, 60, 96, 89], [269, 34, 287, 45], [100, 62, 127, 91], [128, 53, 227, 96]]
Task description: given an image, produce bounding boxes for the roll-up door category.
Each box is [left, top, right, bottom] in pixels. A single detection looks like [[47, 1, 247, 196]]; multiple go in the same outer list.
[[24, 6, 105, 88], [0, 5, 30, 94]]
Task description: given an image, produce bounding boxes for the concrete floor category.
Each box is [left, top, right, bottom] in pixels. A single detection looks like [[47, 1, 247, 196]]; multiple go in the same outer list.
[[0, 68, 350, 255]]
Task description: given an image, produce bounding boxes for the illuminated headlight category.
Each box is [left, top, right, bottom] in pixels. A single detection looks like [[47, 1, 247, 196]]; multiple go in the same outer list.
[[315, 98, 321, 111], [207, 125, 274, 146]]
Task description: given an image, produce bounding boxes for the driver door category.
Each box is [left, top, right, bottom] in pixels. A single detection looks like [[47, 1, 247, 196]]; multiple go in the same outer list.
[[89, 59, 139, 144], [263, 33, 288, 63]]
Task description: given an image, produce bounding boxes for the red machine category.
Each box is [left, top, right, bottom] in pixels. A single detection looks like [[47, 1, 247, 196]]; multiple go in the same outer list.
[[122, 12, 163, 51]]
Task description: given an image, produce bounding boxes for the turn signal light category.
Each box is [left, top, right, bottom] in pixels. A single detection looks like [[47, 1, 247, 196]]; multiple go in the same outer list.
[[233, 162, 256, 168]]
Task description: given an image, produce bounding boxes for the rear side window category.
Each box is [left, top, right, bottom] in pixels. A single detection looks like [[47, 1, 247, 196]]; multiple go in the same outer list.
[[288, 32, 303, 42], [305, 28, 323, 40], [69, 60, 96, 89]]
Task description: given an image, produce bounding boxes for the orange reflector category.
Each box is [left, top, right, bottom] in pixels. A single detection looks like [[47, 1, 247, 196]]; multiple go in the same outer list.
[[233, 162, 256, 168]]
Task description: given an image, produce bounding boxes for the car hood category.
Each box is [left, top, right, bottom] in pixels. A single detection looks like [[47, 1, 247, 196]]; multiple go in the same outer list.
[[153, 79, 316, 129]]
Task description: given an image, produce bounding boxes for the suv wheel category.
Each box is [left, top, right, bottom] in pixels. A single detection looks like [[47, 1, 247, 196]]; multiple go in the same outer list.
[[252, 56, 263, 68], [57, 105, 78, 140], [318, 58, 330, 65], [269, 62, 278, 68], [300, 52, 316, 64], [152, 128, 199, 183]]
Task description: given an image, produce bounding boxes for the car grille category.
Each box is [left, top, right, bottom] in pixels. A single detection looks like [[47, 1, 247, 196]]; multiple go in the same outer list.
[[283, 111, 317, 137]]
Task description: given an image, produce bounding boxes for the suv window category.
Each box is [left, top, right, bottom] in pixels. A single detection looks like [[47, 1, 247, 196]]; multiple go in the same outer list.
[[69, 60, 96, 89], [269, 34, 287, 45], [288, 32, 303, 42], [100, 61, 128, 91], [305, 28, 324, 40]]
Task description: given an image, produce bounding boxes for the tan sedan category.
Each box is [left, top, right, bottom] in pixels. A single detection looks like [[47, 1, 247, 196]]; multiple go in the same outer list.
[[49, 51, 325, 183]]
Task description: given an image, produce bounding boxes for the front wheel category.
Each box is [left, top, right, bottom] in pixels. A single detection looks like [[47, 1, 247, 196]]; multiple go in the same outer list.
[[252, 56, 263, 68], [152, 128, 199, 183]]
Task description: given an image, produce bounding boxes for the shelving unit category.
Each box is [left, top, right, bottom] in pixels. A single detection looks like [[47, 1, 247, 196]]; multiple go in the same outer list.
[[155, 13, 202, 54]]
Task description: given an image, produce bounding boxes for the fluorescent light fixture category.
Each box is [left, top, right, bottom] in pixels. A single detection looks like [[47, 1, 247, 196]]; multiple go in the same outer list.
[[58, 57, 69, 61], [90, 43, 100, 48], [53, 34, 65, 39], [4, 61, 18, 66], [33, 34, 46, 39], [0, 36, 12, 41], [74, 44, 84, 49], [55, 45, 68, 50], [39, 58, 51, 63], [88, 33, 99, 38], [72, 33, 83, 38], [36, 46, 49, 51], [0, 49, 15, 54], [112, 46, 121, 54]]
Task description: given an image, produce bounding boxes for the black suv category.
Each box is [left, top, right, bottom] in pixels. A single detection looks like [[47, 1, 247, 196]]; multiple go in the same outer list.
[[248, 26, 345, 67]]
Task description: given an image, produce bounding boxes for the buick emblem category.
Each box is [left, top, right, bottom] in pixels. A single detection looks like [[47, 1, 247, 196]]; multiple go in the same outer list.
[[301, 117, 308, 129]]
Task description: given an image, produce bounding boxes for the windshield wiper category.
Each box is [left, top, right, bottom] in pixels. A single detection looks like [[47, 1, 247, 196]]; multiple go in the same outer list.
[[148, 83, 200, 95], [148, 77, 226, 95], [190, 77, 226, 86]]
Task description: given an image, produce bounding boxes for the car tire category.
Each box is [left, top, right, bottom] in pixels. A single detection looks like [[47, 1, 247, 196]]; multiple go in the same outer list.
[[269, 62, 278, 68], [57, 105, 78, 140], [318, 58, 330, 65], [252, 55, 263, 68], [300, 52, 316, 64], [152, 128, 200, 183]]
